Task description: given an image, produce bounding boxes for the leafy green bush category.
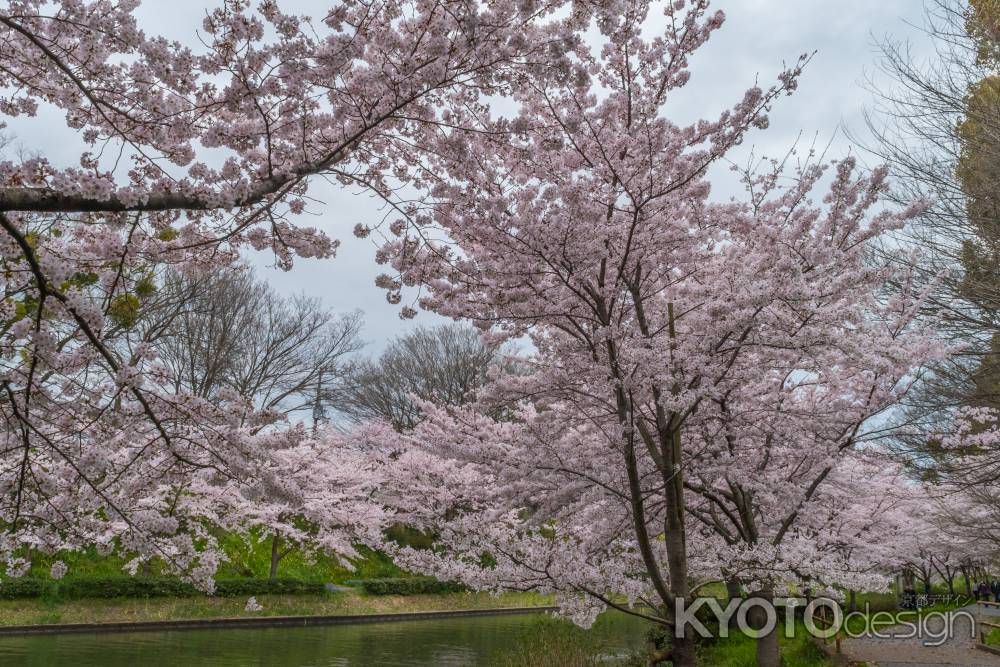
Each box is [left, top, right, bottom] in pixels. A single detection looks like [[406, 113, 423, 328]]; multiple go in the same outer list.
[[0, 576, 325, 600], [59, 577, 194, 599], [360, 577, 465, 596], [0, 578, 46, 600], [214, 578, 325, 597]]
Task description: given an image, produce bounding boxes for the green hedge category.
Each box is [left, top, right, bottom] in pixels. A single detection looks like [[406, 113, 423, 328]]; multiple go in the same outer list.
[[0, 576, 325, 600], [360, 577, 465, 596], [0, 575, 462, 599], [215, 578, 325, 597], [0, 578, 45, 600]]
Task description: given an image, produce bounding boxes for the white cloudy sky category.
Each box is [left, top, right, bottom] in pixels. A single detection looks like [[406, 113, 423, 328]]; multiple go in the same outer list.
[[4, 0, 937, 354]]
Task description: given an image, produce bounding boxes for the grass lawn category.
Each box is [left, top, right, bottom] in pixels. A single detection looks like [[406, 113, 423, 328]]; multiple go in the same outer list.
[[0, 589, 553, 626], [21, 539, 406, 584], [696, 622, 832, 667], [851, 590, 898, 612]]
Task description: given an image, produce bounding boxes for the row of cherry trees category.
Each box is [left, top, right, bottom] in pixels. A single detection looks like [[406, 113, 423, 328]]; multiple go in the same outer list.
[[0, 0, 602, 585], [0, 2, 994, 667], [348, 3, 951, 665]]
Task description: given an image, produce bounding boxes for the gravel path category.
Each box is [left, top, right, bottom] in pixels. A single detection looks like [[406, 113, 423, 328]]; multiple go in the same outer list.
[[838, 604, 1000, 666]]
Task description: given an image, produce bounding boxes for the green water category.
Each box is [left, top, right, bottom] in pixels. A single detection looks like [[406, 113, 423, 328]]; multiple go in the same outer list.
[[0, 611, 648, 666]]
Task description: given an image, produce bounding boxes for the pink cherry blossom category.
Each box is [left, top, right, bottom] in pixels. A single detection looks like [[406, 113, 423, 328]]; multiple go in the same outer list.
[[0, 0, 600, 589], [351, 3, 945, 665]]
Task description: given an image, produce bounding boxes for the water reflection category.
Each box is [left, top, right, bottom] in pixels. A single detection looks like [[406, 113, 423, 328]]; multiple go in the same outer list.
[[0, 610, 647, 666]]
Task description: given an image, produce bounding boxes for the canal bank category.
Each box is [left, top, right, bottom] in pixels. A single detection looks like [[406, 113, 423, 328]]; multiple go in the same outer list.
[[0, 605, 558, 636]]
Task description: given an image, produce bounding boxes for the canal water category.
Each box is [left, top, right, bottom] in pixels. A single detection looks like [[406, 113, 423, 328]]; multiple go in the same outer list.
[[0, 610, 649, 666]]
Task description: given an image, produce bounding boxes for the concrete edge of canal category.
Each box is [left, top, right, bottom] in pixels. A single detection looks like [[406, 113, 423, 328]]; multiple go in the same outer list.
[[0, 606, 560, 637]]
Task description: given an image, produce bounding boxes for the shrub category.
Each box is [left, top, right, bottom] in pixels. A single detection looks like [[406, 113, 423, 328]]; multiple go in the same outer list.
[[0, 576, 325, 600], [359, 577, 465, 595], [214, 578, 325, 597], [0, 578, 46, 600], [59, 577, 195, 599]]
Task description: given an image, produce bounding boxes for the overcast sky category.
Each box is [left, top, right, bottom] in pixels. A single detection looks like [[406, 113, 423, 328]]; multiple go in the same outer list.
[[5, 1, 937, 355]]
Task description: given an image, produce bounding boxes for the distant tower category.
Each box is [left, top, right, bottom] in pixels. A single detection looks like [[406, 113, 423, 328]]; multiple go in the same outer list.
[[311, 369, 326, 437]]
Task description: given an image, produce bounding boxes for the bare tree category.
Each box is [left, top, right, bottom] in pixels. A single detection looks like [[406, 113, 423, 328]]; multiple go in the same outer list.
[[862, 0, 1000, 472], [336, 323, 516, 431], [150, 267, 363, 423]]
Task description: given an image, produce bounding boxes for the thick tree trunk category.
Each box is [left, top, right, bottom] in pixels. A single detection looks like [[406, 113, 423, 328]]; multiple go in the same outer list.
[[749, 587, 780, 667], [725, 576, 742, 601], [664, 425, 698, 667], [613, 304, 696, 667], [269, 533, 281, 581], [724, 575, 743, 630], [662, 508, 697, 666], [947, 576, 955, 596], [849, 589, 857, 613], [671, 635, 697, 667]]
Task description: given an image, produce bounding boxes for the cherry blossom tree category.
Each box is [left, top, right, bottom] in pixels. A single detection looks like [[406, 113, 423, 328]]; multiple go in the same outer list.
[[813, 457, 921, 612], [910, 416, 1000, 587], [0, 0, 595, 585], [197, 423, 389, 581], [131, 265, 364, 578], [348, 2, 942, 664], [365, 156, 939, 662], [889, 489, 977, 599]]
